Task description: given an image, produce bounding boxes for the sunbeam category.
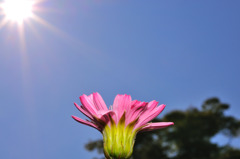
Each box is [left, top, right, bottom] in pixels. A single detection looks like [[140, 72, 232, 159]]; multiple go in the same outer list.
[[0, 0, 41, 51], [0, 0, 82, 52], [1, 0, 34, 24]]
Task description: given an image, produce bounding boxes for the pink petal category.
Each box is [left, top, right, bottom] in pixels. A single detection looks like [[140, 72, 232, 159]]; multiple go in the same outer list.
[[130, 100, 139, 108], [74, 103, 94, 120], [93, 92, 108, 111], [140, 122, 174, 132], [144, 104, 165, 122], [130, 100, 148, 109], [132, 101, 158, 125], [112, 94, 132, 123], [146, 100, 159, 112], [99, 110, 116, 125], [135, 101, 160, 123], [72, 115, 101, 131], [80, 94, 98, 116], [126, 101, 147, 125], [135, 104, 166, 128]]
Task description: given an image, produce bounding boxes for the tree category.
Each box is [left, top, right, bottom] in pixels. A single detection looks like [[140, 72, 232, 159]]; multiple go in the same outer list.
[[85, 98, 240, 159]]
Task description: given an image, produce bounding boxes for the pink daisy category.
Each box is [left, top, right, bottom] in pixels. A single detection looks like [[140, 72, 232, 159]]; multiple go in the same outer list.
[[72, 92, 173, 159]]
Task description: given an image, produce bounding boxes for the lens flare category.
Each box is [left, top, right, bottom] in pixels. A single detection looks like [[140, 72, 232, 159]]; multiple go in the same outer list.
[[1, 0, 34, 24]]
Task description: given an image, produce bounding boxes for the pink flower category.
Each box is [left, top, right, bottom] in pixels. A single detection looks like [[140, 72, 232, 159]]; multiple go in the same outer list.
[[72, 92, 174, 159]]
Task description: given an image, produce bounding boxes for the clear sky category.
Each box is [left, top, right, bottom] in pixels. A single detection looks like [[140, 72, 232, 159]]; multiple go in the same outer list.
[[0, 0, 240, 159]]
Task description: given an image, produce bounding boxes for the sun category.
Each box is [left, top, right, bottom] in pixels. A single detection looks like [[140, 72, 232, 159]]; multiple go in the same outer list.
[[0, 0, 70, 53], [1, 0, 34, 24]]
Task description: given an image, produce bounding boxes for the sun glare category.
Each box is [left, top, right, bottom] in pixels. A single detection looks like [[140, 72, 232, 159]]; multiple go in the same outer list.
[[0, 0, 72, 54], [1, 0, 34, 23]]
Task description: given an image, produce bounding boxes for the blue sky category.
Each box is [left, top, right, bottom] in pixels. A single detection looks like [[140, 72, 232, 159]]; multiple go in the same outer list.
[[0, 0, 240, 159]]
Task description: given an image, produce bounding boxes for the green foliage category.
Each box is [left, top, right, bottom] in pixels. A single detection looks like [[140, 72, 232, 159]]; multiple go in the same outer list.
[[85, 98, 240, 159]]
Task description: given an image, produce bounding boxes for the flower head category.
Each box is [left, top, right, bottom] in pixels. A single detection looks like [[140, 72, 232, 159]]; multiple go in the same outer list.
[[72, 92, 174, 159]]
